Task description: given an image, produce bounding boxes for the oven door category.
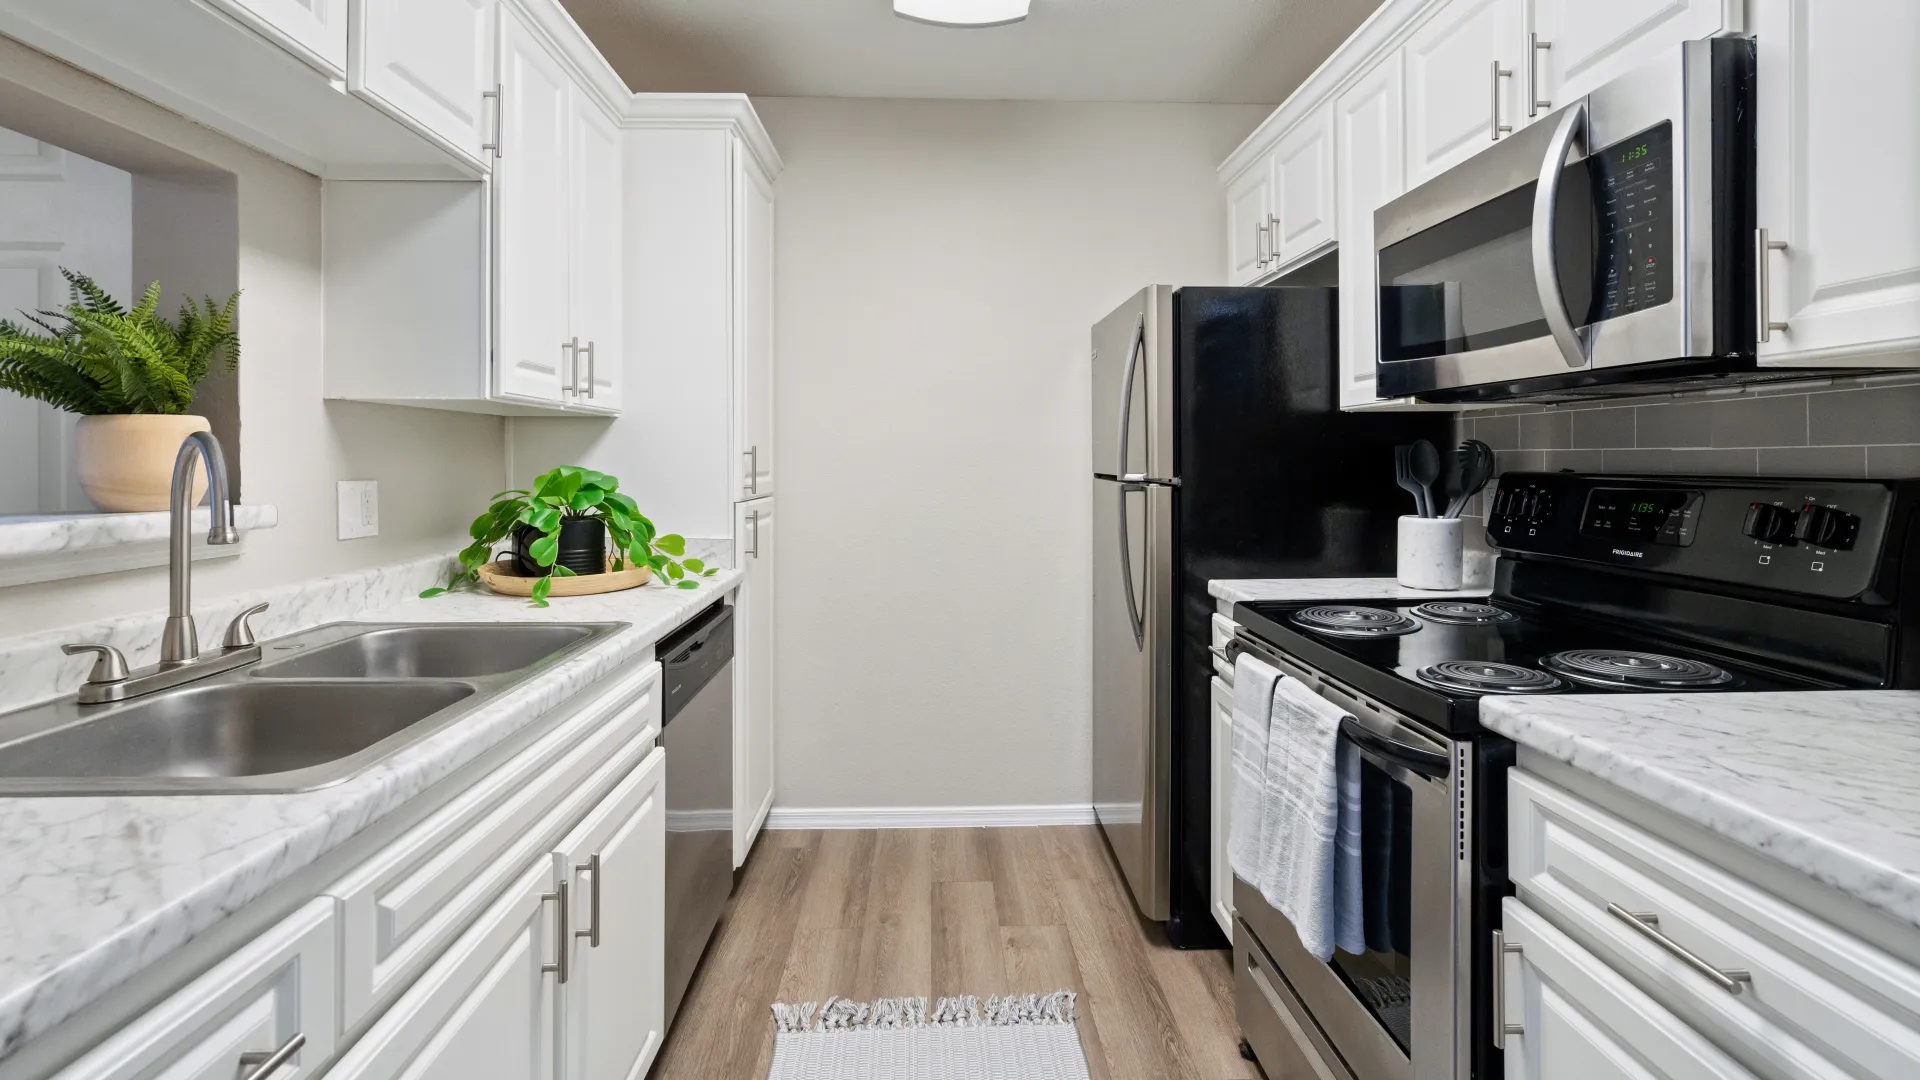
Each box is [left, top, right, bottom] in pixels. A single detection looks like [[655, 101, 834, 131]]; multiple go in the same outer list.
[[1374, 40, 1716, 401], [1230, 642, 1473, 1080]]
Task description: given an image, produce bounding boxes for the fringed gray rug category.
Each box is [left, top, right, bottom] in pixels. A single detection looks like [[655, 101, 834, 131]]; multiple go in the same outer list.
[[768, 991, 1090, 1079]]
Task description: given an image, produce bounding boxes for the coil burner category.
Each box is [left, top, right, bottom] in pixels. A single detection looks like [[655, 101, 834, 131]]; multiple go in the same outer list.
[[1541, 650, 1736, 690], [1288, 605, 1420, 638], [1411, 602, 1518, 626], [1416, 661, 1564, 696]]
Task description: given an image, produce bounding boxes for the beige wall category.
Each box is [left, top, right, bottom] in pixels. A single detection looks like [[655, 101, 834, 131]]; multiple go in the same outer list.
[[0, 38, 506, 632], [757, 97, 1265, 811]]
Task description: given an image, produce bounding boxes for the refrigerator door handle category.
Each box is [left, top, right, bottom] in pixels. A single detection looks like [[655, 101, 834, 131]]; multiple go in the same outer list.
[[1115, 313, 1147, 483], [1118, 479, 1146, 649]]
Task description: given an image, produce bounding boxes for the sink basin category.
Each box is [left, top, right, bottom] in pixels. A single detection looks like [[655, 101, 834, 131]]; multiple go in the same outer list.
[[0, 682, 475, 791], [252, 624, 595, 680]]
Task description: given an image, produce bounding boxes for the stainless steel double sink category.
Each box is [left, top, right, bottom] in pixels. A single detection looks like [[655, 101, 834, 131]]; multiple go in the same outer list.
[[0, 622, 625, 796]]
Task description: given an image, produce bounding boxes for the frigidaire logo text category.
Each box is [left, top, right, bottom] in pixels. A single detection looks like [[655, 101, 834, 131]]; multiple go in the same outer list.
[[1611, 548, 1644, 558]]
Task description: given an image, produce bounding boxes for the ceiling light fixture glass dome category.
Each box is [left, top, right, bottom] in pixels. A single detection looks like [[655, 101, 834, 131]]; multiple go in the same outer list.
[[893, 0, 1030, 28]]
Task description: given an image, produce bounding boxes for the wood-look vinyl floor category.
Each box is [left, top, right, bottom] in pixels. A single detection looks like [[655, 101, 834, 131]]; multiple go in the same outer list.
[[649, 826, 1255, 1080]]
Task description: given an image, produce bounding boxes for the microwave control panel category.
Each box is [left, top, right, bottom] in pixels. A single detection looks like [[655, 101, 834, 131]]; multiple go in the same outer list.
[[1588, 121, 1675, 324]]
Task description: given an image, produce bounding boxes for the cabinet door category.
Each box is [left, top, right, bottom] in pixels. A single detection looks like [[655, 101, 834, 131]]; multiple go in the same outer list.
[[492, 5, 573, 405], [570, 95, 623, 411], [1753, 0, 1920, 370], [1502, 899, 1758, 1080], [1336, 55, 1407, 409], [736, 147, 776, 498], [1404, 0, 1527, 189], [555, 748, 667, 1080], [326, 860, 558, 1080], [210, 0, 347, 76], [352, 0, 496, 163], [1225, 156, 1274, 285], [1530, 0, 1736, 110], [1209, 676, 1234, 939], [54, 901, 336, 1080], [734, 496, 776, 866], [1270, 107, 1335, 269]]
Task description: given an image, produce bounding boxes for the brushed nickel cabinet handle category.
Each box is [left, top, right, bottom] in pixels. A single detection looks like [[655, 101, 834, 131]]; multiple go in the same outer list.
[[1254, 220, 1271, 267], [543, 879, 570, 983], [582, 341, 597, 399], [1528, 34, 1552, 117], [1492, 929, 1524, 1048], [574, 853, 601, 948], [1757, 228, 1789, 342], [744, 446, 758, 495], [748, 510, 761, 559], [481, 85, 503, 158], [1607, 904, 1752, 994], [239, 1032, 306, 1079], [1491, 61, 1514, 140]]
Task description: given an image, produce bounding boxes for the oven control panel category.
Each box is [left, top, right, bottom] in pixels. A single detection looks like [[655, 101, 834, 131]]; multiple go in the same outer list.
[[1488, 472, 1900, 600]]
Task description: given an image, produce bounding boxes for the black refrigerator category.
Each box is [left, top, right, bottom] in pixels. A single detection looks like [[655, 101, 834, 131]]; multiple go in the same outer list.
[[1090, 285, 1450, 948]]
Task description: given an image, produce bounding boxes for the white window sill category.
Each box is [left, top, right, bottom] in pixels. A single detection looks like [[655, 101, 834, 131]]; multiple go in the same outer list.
[[0, 505, 278, 587]]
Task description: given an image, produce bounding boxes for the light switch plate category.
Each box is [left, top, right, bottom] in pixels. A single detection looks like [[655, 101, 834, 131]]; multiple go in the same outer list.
[[337, 480, 379, 539]]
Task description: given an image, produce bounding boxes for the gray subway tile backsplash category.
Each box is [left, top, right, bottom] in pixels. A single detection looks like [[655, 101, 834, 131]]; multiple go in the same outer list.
[[1867, 445, 1920, 479], [1571, 407, 1636, 449], [1708, 394, 1808, 448], [1809, 384, 1920, 446], [1633, 402, 1711, 448], [1756, 445, 1867, 477], [1602, 448, 1673, 473], [1518, 411, 1572, 449], [1670, 448, 1759, 474]]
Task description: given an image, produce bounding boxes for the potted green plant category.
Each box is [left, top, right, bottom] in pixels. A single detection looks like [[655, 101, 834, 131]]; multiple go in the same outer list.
[[424, 465, 717, 606], [0, 268, 240, 512]]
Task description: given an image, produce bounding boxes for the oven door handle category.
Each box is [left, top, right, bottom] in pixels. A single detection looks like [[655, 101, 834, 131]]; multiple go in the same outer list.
[[1340, 716, 1450, 779], [1532, 99, 1590, 370]]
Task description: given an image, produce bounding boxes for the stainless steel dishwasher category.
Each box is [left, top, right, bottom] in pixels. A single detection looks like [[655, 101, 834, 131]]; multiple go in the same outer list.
[[657, 602, 736, 1029]]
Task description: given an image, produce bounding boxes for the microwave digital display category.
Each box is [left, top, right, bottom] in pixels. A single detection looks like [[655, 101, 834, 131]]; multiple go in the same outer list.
[[1588, 121, 1674, 324]]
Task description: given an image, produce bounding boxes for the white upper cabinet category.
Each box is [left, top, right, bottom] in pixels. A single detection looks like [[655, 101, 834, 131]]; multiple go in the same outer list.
[[351, 0, 498, 166], [570, 95, 625, 412], [1528, 0, 1738, 111], [1403, 0, 1526, 189], [1753, 0, 1920, 370], [737, 150, 777, 498], [209, 0, 348, 76], [1225, 155, 1275, 285], [1270, 105, 1336, 269], [492, 2, 572, 406], [1335, 54, 1408, 409]]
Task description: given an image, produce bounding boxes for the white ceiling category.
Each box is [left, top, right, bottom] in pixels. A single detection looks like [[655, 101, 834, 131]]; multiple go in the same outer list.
[[558, 0, 1384, 105]]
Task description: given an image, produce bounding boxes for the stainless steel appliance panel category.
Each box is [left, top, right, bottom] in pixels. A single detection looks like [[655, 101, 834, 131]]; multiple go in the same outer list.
[[1091, 475, 1174, 919], [1090, 286, 1175, 484], [659, 606, 736, 1030], [1236, 920, 1358, 1080]]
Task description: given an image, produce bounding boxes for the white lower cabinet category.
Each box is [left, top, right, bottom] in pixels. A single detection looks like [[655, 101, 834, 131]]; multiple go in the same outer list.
[[53, 900, 337, 1080], [1209, 674, 1235, 938], [734, 496, 776, 866], [1502, 898, 1757, 1080], [554, 750, 667, 1080]]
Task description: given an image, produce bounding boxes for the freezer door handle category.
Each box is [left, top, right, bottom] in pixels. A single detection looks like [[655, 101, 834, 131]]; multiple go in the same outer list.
[[1113, 312, 1149, 649]]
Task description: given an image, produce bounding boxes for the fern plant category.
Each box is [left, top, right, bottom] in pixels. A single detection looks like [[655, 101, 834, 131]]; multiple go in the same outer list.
[[0, 268, 240, 415]]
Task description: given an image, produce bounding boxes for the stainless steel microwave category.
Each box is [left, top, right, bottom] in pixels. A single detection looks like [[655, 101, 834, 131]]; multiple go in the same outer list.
[[1375, 38, 1771, 402]]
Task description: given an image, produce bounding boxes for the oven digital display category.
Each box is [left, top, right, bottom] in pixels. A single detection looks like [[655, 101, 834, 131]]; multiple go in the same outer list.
[[1581, 487, 1700, 547], [1588, 121, 1674, 324]]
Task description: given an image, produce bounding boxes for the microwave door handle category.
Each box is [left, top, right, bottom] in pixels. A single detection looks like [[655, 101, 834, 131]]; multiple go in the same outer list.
[[1532, 100, 1590, 369], [1339, 716, 1450, 779]]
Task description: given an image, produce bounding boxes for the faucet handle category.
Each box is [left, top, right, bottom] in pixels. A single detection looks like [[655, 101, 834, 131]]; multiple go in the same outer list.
[[223, 603, 270, 649], [63, 643, 130, 685]]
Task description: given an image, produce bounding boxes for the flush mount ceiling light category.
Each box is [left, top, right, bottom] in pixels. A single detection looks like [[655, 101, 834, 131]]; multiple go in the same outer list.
[[893, 0, 1030, 28]]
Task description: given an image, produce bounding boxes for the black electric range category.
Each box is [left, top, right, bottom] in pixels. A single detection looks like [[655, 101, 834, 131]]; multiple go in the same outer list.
[[1224, 472, 1920, 1080]]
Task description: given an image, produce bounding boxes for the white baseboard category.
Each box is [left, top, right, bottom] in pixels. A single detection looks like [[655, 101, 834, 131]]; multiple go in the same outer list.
[[764, 804, 1098, 830]]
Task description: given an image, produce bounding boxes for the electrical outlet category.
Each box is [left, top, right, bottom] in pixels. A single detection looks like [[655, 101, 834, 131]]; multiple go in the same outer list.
[[337, 480, 379, 540]]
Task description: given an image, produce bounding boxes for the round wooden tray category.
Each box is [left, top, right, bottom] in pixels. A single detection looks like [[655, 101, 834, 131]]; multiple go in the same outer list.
[[476, 556, 651, 598]]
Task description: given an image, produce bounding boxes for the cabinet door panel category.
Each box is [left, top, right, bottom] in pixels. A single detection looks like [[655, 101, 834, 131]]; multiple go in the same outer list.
[[1405, 0, 1526, 188], [734, 496, 776, 866], [353, 0, 495, 162], [1225, 157, 1273, 285], [1503, 899, 1758, 1080], [1272, 108, 1334, 267], [326, 861, 556, 1080], [571, 97, 623, 411], [736, 149, 776, 497], [1336, 56, 1406, 409], [211, 0, 347, 75], [1531, 0, 1733, 109], [556, 748, 667, 1080], [493, 6, 573, 405], [1753, 0, 1920, 369]]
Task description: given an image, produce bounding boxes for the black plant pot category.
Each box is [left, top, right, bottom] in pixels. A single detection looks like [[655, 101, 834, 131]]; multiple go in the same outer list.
[[512, 518, 607, 578]]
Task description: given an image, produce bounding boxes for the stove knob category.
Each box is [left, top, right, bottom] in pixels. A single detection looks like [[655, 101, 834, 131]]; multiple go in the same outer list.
[[1742, 502, 1797, 544], [1792, 504, 1858, 550]]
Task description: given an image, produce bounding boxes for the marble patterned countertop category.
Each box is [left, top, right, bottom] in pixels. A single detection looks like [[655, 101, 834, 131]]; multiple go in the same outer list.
[[0, 567, 741, 1059], [1207, 576, 1492, 604], [1481, 691, 1920, 931]]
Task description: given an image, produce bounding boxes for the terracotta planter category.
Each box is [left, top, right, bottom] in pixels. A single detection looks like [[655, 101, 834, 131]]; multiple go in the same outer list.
[[75, 414, 212, 512]]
